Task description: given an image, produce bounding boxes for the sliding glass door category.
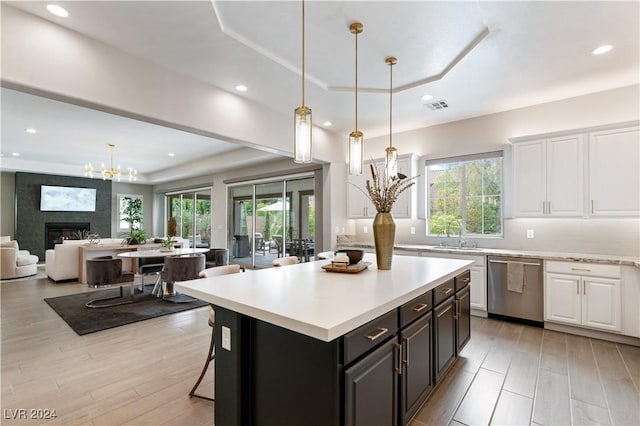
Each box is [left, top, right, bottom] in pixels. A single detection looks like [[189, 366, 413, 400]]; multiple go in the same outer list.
[[228, 176, 316, 269], [167, 187, 212, 248]]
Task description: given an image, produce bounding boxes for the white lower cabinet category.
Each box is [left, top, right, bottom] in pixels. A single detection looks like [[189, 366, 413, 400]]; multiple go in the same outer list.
[[469, 266, 486, 312], [545, 261, 621, 332]]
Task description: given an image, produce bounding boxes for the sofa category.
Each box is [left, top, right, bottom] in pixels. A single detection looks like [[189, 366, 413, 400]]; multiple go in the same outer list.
[[45, 238, 125, 282], [0, 238, 39, 280]]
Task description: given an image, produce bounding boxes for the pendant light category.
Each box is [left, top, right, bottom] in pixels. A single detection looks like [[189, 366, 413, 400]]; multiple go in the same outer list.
[[294, 0, 312, 163], [348, 22, 364, 175], [385, 56, 398, 178]]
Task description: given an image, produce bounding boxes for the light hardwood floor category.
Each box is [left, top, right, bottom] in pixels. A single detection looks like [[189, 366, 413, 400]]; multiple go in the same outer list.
[[2, 276, 639, 425]]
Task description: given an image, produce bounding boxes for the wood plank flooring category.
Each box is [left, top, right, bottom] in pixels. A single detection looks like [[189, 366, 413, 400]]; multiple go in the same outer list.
[[2, 276, 639, 425]]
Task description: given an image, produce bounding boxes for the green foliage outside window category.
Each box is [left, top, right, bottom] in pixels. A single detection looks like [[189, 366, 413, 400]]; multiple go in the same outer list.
[[428, 155, 502, 236]]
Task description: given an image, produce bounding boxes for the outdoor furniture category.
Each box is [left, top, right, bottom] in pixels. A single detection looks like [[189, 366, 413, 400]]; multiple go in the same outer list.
[[189, 264, 245, 402], [162, 253, 206, 302], [289, 239, 314, 262], [85, 256, 135, 308], [254, 233, 266, 255], [272, 235, 284, 256]]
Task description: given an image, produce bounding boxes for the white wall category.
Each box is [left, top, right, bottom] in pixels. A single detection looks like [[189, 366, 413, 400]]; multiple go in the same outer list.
[[352, 85, 640, 257]]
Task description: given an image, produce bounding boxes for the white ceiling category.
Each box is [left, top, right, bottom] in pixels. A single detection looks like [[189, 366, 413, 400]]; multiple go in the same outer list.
[[1, 1, 638, 183]]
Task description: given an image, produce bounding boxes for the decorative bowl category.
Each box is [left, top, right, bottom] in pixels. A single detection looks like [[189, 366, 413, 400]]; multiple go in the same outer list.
[[334, 249, 364, 265]]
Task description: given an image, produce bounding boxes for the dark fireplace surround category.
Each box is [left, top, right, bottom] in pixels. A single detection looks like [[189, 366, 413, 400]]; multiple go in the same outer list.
[[45, 222, 91, 251]]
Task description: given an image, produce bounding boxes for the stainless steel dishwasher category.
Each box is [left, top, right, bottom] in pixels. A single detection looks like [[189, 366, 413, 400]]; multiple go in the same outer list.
[[487, 255, 543, 326]]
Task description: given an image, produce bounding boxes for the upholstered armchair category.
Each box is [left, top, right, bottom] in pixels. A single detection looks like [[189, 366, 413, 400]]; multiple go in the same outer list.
[[0, 239, 39, 280]]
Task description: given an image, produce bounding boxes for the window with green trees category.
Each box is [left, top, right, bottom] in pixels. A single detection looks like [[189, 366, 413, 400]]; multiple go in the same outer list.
[[426, 152, 503, 236]]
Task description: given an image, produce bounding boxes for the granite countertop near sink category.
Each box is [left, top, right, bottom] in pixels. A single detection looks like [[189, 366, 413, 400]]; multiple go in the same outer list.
[[337, 242, 640, 268]]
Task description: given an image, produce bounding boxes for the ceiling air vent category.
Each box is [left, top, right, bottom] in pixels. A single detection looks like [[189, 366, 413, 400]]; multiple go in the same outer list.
[[426, 100, 449, 111]]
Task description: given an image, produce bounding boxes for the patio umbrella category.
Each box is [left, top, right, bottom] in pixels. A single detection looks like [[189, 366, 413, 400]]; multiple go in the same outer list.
[[257, 200, 289, 212]]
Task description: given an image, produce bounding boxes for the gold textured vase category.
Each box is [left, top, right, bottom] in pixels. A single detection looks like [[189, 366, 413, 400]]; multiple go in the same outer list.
[[373, 212, 395, 270]]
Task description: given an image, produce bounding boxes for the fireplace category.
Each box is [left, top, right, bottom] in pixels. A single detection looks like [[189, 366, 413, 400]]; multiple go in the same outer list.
[[45, 222, 90, 251]]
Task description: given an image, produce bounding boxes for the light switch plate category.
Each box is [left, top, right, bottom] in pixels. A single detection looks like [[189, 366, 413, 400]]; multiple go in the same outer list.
[[363, 226, 368, 233], [410, 227, 416, 235], [222, 326, 231, 351], [527, 229, 535, 239]]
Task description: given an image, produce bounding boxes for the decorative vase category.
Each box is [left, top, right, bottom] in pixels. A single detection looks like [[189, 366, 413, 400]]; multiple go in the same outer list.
[[373, 212, 395, 270]]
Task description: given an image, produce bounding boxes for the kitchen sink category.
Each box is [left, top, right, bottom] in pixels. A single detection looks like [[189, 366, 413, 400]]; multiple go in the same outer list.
[[431, 245, 483, 251]]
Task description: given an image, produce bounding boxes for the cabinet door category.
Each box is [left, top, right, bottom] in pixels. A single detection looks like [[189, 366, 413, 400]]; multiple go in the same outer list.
[[391, 157, 412, 218], [401, 313, 433, 423], [456, 286, 471, 353], [469, 266, 486, 311], [547, 135, 584, 216], [347, 170, 369, 218], [589, 126, 640, 216], [582, 277, 621, 332], [545, 273, 581, 325], [513, 140, 546, 216], [345, 338, 399, 426], [433, 298, 456, 383]]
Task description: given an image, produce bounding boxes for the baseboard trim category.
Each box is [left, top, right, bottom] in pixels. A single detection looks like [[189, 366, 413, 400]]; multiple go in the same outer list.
[[545, 322, 640, 347]]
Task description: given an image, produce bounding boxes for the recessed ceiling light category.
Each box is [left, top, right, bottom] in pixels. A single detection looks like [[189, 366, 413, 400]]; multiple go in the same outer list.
[[235, 85, 248, 92], [11, 152, 20, 157], [25, 128, 37, 134], [323, 121, 332, 127], [46, 4, 69, 17], [421, 94, 433, 102], [592, 45, 613, 55], [168, 153, 175, 157]]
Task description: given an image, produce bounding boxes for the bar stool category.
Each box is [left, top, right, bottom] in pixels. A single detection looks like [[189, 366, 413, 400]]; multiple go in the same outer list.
[[189, 264, 245, 401]]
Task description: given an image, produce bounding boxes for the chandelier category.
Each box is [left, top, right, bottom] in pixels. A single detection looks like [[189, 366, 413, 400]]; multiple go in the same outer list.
[[84, 144, 137, 182], [293, 0, 312, 164]]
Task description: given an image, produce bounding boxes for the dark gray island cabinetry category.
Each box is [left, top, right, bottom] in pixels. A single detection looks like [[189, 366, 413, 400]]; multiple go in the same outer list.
[[175, 254, 473, 426]]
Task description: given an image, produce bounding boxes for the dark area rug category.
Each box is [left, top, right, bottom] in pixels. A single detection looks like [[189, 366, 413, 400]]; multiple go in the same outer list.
[[44, 287, 208, 335]]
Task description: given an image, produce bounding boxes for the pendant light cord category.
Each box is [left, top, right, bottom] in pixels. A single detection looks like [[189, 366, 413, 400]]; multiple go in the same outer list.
[[389, 60, 393, 149], [301, 0, 305, 108], [355, 27, 358, 131]]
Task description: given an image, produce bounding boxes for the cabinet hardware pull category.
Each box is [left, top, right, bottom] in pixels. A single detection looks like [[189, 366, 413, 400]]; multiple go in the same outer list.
[[571, 268, 591, 272], [542, 201, 545, 215], [462, 278, 470, 284], [591, 200, 594, 214], [365, 327, 388, 341], [441, 288, 453, 295], [394, 343, 402, 374], [453, 300, 459, 320], [548, 201, 551, 214], [584, 282, 586, 295], [402, 337, 409, 367], [489, 260, 541, 266], [576, 280, 580, 295], [412, 303, 429, 312]]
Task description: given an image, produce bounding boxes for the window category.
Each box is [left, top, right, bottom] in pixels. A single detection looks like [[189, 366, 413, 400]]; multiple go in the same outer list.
[[426, 152, 503, 236], [117, 194, 143, 232]]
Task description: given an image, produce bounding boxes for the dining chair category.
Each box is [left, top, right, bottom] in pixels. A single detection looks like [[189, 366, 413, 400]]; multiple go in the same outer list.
[[85, 256, 135, 308], [162, 253, 205, 302], [272, 255, 300, 266], [189, 263, 245, 401]]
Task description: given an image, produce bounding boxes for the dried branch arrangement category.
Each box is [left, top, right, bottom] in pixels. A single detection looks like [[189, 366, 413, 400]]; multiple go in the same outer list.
[[354, 162, 417, 213]]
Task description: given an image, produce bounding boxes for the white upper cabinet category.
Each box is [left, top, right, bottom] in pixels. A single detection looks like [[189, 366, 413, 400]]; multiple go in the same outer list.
[[588, 126, 640, 216], [347, 154, 417, 219], [513, 134, 584, 217]]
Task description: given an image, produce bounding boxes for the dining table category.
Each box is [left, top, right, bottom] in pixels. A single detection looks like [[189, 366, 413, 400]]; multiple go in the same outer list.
[[118, 248, 210, 297]]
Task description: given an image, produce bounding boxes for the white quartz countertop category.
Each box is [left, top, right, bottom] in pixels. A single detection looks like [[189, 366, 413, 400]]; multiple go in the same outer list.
[[338, 243, 640, 268], [175, 253, 472, 342]]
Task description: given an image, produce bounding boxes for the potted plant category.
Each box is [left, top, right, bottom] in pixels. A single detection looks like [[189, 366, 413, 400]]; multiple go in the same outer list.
[[161, 217, 178, 251], [120, 197, 147, 245]]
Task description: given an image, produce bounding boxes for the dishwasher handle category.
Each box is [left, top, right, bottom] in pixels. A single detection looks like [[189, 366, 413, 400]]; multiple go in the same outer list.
[[489, 259, 540, 267]]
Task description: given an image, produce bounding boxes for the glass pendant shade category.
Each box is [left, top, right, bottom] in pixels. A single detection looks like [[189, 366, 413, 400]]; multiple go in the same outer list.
[[385, 146, 398, 178], [294, 106, 312, 163], [349, 131, 364, 175]]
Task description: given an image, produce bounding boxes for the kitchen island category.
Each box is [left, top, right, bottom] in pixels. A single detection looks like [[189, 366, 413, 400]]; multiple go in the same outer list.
[[176, 253, 473, 425]]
